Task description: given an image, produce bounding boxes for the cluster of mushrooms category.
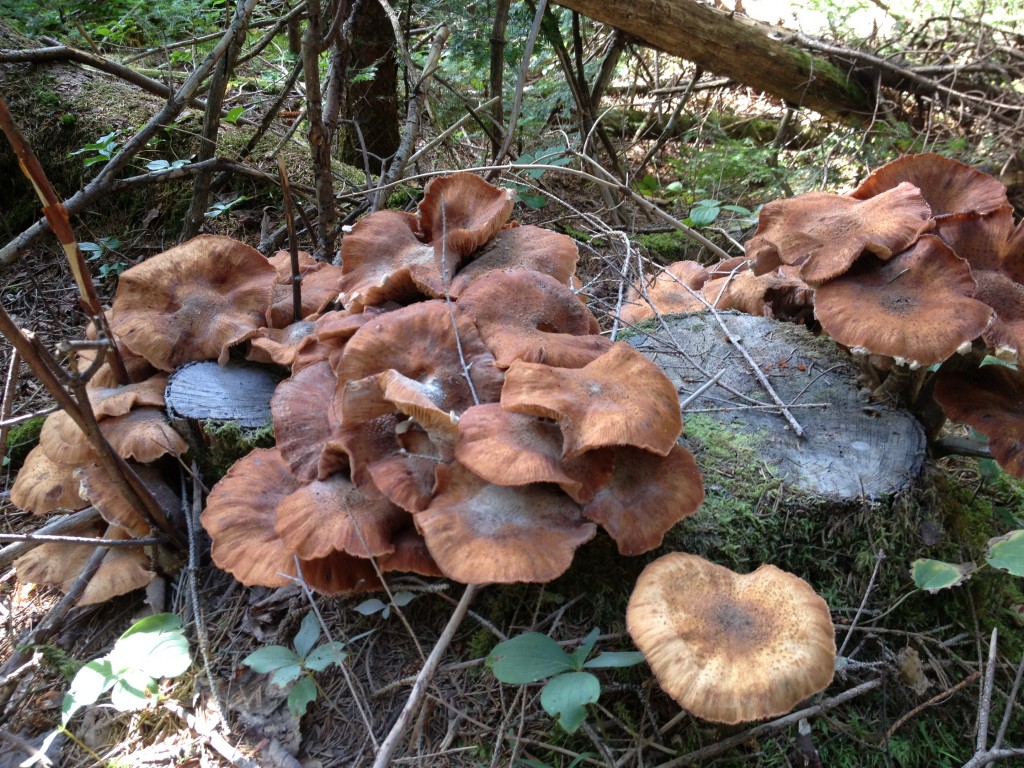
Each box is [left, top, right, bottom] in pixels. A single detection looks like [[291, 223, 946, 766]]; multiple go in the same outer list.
[[9, 172, 849, 725], [624, 153, 1024, 478]]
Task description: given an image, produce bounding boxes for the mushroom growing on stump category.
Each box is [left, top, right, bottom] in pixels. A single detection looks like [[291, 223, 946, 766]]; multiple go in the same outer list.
[[110, 234, 276, 371], [747, 182, 934, 285], [627, 553, 836, 724], [619, 260, 709, 325]]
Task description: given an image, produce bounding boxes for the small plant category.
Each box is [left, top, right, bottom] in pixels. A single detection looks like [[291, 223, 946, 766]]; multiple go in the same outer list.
[[145, 158, 191, 172], [353, 590, 417, 619], [242, 611, 368, 717], [80, 236, 127, 281], [69, 130, 121, 167], [512, 144, 573, 209], [688, 198, 753, 228], [486, 628, 644, 733], [911, 529, 1024, 592], [205, 194, 248, 219]]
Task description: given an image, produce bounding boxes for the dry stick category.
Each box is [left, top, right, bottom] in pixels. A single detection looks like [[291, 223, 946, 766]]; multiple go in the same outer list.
[[837, 549, 886, 658], [0, 532, 162, 546], [181, 0, 252, 241], [490, 0, 548, 171], [0, 506, 102, 569], [0, 0, 260, 268], [885, 670, 981, 740], [372, 583, 483, 768], [372, 24, 450, 212], [302, 0, 337, 260], [976, 628, 1000, 754], [653, 678, 882, 768], [277, 156, 304, 323], [634, 66, 703, 179], [992, 646, 1024, 751], [0, 349, 20, 467], [677, 369, 726, 410]]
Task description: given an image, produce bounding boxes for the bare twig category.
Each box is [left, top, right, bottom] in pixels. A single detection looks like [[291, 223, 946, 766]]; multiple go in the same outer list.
[[0, 506, 102, 570], [838, 549, 886, 658]]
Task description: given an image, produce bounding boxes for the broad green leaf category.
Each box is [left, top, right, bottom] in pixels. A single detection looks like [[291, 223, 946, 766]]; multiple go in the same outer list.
[[109, 667, 158, 711], [109, 615, 191, 679], [689, 204, 721, 227], [486, 633, 574, 684], [569, 628, 600, 670], [293, 612, 321, 659], [540, 671, 600, 733], [225, 106, 245, 123], [79, 242, 101, 254], [722, 204, 752, 215], [665, 181, 684, 194], [986, 529, 1024, 576], [305, 641, 348, 672], [119, 613, 182, 639], [583, 651, 646, 669], [516, 189, 548, 209], [354, 598, 386, 616], [911, 558, 973, 593], [637, 175, 659, 194], [287, 675, 317, 718], [63, 659, 116, 724], [243, 645, 301, 674], [269, 664, 305, 689], [392, 591, 417, 607]]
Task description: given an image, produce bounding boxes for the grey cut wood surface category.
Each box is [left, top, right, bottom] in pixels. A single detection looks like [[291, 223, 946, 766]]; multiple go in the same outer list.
[[165, 361, 281, 428], [627, 312, 926, 500]]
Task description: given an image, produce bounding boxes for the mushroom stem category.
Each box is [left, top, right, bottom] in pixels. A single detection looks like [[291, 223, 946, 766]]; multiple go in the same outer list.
[[372, 583, 483, 768]]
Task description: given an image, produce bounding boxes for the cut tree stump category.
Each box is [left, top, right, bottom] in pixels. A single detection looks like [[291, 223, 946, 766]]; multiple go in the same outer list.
[[165, 361, 280, 428], [628, 312, 926, 500]]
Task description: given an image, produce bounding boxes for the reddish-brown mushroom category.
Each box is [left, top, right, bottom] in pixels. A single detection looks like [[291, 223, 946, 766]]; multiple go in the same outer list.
[[111, 234, 276, 371], [747, 183, 933, 284], [273, 359, 340, 481], [417, 173, 515, 264], [619, 260, 708, 325], [447, 225, 579, 297], [500, 342, 683, 459], [10, 445, 88, 515], [266, 250, 344, 327]]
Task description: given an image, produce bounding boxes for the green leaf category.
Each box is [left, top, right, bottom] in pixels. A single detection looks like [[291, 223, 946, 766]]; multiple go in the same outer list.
[[109, 614, 191, 679], [147, 159, 170, 171], [583, 651, 646, 669], [287, 675, 317, 718], [293, 612, 321, 659], [637, 175, 659, 194], [689, 204, 721, 227], [911, 558, 974, 593], [516, 190, 548, 209], [665, 181, 684, 194], [63, 659, 116, 725], [225, 105, 245, 124], [305, 641, 347, 672], [392, 590, 417, 607], [487, 633, 574, 684], [109, 667, 158, 711], [568, 628, 600, 670], [354, 598, 386, 616], [985, 529, 1024, 576], [722, 204, 752, 215], [243, 645, 301, 674], [540, 671, 600, 733], [269, 664, 305, 689]]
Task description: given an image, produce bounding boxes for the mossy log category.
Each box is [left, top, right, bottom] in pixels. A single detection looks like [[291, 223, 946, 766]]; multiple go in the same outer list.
[[554, 0, 874, 122]]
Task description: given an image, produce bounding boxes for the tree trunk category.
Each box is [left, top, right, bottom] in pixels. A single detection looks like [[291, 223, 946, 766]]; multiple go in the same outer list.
[[553, 0, 875, 123]]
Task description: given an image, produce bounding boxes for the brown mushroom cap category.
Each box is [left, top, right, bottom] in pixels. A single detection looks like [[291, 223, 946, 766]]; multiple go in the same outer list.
[[274, 473, 411, 560], [627, 553, 836, 724], [39, 410, 96, 465], [200, 447, 303, 588], [456, 269, 612, 369], [414, 462, 597, 584], [273, 360, 340, 482], [619, 260, 709, 325], [417, 172, 515, 262], [582, 445, 704, 556], [814, 235, 994, 367], [447, 225, 579, 297], [10, 445, 88, 514], [99, 407, 189, 463], [500, 342, 683, 459], [934, 366, 1024, 478], [454, 403, 615, 503], [337, 210, 440, 311], [934, 207, 1024, 359], [87, 373, 169, 419], [266, 250, 344, 327], [852, 153, 1009, 218], [237, 320, 317, 368], [747, 183, 934, 284], [110, 234, 276, 371]]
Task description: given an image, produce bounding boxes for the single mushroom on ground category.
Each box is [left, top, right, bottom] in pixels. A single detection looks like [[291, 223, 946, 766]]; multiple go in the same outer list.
[[627, 552, 835, 724]]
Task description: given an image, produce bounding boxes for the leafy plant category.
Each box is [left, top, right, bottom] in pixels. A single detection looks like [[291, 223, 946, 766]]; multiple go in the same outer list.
[[688, 198, 753, 228], [145, 158, 190, 172], [486, 628, 644, 733], [242, 611, 367, 718], [512, 144, 574, 209], [204, 194, 248, 219], [911, 529, 1024, 592], [69, 130, 121, 167], [353, 590, 417, 619], [61, 613, 192, 725]]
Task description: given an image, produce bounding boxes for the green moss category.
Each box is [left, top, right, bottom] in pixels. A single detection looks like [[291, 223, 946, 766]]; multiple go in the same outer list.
[[199, 420, 275, 483], [634, 230, 692, 265], [3, 415, 45, 471]]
